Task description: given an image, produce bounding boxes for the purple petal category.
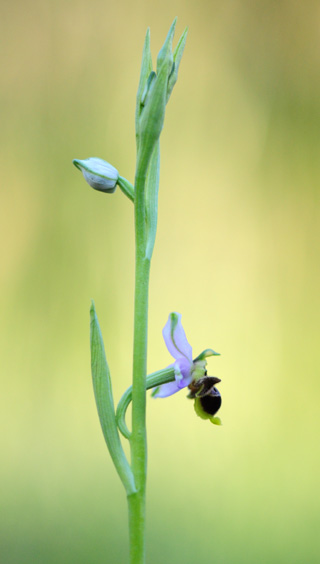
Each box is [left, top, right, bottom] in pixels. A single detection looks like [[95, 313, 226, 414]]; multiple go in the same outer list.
[[174, 358, 193, 387], [163, 313, 193, 362], [153, 380, 181, 398], [153, 358, 193, 399]]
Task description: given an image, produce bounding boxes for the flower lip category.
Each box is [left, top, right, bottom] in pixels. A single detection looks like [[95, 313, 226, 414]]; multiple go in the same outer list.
[[187, 376, 221, 399], [191, 376, 222, 418], [199, 392, 222, 417]]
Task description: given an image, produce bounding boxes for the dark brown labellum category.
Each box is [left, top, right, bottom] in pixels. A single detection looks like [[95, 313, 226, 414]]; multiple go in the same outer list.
[[200, 390, 221, 416], [188, 376, 221, 398], [188, 376, 222, 416]]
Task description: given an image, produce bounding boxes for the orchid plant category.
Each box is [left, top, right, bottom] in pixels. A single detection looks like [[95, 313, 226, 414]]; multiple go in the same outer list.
[[73, 19, 222, 564]]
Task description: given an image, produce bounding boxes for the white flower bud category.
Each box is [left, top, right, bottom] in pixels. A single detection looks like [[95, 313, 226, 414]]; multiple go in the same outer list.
[[73, 157, 119, 193]]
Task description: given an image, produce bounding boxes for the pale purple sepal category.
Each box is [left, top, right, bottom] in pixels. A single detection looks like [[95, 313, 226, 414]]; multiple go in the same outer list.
[[162, 312, 192, 362], [153, 380, 181, 398], [155, 313, 194, 398]]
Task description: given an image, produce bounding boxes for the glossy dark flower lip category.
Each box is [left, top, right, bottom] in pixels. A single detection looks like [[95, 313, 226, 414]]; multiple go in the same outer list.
[[188, 375, 222, 423]]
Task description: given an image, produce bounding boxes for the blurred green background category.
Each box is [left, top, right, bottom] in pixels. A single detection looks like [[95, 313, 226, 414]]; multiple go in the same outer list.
[[1, 1, 320, 562]]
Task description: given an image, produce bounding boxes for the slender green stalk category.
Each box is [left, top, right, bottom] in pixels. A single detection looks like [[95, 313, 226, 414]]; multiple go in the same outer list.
[[127, 485, 147, 564], [116, 367, 176, 439], [127, 169, 150, 564], [125, 20, 187, 563]]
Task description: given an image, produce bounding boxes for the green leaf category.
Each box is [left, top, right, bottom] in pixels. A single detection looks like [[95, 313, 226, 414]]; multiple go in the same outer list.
[[135, 28, 153, 147], [136, 56, 170, 176], [90, 301, 136, 494], [140, 71, 156, 107], [167, 26, 188, 101], [156, 17, 176, 73], [145, 141, 160, 259]]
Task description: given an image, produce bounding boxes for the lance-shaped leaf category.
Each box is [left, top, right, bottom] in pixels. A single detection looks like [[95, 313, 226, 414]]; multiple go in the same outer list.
[[167, 26, 188, 101], [90, 301, 136, 495], [156, 17, 176, 73], [136, 56, 171, 176], [140, 71, 156, 108], [135, 28, 153, 149], [145, 140, 160, 260]]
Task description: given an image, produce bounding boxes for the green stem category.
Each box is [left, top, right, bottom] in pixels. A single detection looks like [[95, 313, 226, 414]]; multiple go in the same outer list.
[[128, 169, 150, 564], [116, 367, 176, 439], [117, 176, 135, 202], [127, 488, 147, 564]]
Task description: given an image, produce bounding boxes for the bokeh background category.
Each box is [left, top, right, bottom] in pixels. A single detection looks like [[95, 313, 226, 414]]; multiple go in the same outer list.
[[1, 1, 320, 562]]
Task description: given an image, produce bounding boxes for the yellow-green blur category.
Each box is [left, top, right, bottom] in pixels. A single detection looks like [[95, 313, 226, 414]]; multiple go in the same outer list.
[[1, 1, 320, 562]]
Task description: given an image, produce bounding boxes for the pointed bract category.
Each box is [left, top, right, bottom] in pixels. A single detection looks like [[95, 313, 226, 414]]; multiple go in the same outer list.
[[137, 55, 170, 174], [135, 28, 153, 146], [156, 17, 176, 73], [167, 26, 188, 101], [145, 141, 160, 259]]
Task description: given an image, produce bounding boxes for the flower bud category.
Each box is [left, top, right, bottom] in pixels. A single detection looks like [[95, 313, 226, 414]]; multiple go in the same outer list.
[[73, 157, 119, 193]]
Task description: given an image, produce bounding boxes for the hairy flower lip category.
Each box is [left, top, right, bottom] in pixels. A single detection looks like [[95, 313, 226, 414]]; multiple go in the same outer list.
[[199, 392, 222, 417], [187, 376, 221, 399]]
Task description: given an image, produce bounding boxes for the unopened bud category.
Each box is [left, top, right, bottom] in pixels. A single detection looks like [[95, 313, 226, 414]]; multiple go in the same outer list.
[[73, 157, 119, 193]]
